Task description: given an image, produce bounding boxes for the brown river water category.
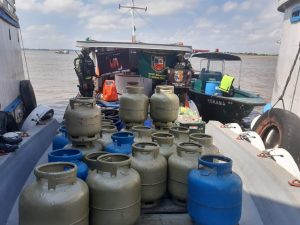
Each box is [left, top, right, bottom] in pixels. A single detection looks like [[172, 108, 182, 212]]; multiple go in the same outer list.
[[23, 50, 278, 121]]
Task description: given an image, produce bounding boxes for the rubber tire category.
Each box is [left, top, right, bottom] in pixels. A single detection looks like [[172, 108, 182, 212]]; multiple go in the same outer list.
[[253, 108, 300, 168], [20, 80, 37, 117]]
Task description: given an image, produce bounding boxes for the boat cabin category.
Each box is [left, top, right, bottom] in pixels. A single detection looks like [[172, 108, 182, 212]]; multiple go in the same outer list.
[[76, 41, 193, 96], [190, 52, 242, 95]]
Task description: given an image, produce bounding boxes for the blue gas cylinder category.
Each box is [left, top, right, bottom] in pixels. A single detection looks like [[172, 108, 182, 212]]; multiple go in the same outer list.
[[114, 119, 124, 131], [52, 126, 69, 150], [188, 155, 242, 225], [48, 149, 88, 180], [105, 132, 134, 155]]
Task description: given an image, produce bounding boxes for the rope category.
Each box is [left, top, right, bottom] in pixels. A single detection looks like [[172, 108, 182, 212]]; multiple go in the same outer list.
[[290, 63, 300, 111], [272, 42, 300, 110], [19, 28, 30, 80], [288, 179, 300, 187]]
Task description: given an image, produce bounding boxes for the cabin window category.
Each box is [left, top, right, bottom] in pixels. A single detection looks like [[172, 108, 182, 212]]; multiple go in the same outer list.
[[291, 7, 300, 24], [9, 28, 11, 40]]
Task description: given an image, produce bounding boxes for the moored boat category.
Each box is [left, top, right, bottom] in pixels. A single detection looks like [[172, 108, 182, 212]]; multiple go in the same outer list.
[[189, 52, 266, 123]]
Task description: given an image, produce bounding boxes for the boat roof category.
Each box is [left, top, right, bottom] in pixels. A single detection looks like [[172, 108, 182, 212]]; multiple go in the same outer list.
[[76, 41, 193, 52], [191, 52, 241, 61], [277, 0, 297, 12]]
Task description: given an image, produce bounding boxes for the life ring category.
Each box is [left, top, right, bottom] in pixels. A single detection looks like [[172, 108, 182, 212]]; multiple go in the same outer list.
[[20, 80, 37, 117], [250, 115, 260, 130], [252, 108, 300, 168]]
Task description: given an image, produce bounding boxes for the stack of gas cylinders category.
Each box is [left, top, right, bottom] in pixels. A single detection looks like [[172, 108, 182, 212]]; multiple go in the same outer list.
[[20, 85, 242, 225]]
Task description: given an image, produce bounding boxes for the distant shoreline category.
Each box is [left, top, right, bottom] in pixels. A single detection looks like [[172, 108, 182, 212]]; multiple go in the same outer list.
[[24, 48, 77, 52], [23, 49, 278, 56], [226, 52, 278, 56]]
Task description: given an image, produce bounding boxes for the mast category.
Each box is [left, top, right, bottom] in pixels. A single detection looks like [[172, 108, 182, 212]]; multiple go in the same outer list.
[[119, 0, 147, 43]]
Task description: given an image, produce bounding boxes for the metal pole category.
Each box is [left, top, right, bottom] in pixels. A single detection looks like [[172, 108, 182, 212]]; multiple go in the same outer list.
[[119, 0, 147, 43], [131, 0, 136, 43], [238, 61, 242, 89]]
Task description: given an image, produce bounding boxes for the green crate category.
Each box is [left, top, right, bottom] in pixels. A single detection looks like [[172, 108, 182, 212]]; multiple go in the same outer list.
[[179, 121, 206, 134]]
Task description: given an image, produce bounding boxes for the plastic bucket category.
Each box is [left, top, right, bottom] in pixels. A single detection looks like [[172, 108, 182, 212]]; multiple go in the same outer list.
[[205, 81, 221, 95]]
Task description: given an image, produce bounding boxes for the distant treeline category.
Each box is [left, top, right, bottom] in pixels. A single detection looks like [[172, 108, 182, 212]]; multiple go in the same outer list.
[[225, 52, 278, 56], [24, 48, 77, 51]]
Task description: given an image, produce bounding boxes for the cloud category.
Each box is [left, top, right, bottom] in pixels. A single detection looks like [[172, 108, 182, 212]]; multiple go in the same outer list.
[[207, 5, 219, 14], [196, 19, 214, 29], [139, 0, 198, 16], [16, 0, 283, 53], [223, 1, 238, 12], [25, 24, 56, 32], [21, 24, 76, 49], [16, 0, 84, 15], [240, 1, 251, 10], [85, 12, 144, 30], [16, 0, 41, 11], [97, 0, 120, 5]]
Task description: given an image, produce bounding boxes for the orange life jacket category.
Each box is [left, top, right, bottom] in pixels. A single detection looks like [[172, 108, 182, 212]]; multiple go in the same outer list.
[[102, 80, 118, 102]]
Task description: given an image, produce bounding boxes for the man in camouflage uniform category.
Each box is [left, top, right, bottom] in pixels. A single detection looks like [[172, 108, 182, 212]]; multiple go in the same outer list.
[[74, 49, 96, 97], [168, 53, 193, 105]]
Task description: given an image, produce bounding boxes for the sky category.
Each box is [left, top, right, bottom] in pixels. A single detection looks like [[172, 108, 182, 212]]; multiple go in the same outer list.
[[16, 0, 284, 54]]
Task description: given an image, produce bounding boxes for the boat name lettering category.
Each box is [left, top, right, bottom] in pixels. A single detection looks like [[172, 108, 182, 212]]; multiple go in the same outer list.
[[207, 99, 226, 106]]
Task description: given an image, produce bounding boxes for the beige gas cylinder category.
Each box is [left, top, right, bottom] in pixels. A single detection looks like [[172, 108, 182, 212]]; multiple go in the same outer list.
[[169, 126, 190, 145], [64, 141, 103, 156], [87, 154, 141, 225], [65, 97, 101, 143], [189, 133, 219, 155], [83, 152, 108, 171], [19, 162, 89, 225], [150, 85, 179, 127], [131, 142, 167, 208], [152, 132, 176, 159], [168, 142, 203, 206], [95, 125, 117, 148], [120, 86, 149, 126], [132, 125, 153, 142]]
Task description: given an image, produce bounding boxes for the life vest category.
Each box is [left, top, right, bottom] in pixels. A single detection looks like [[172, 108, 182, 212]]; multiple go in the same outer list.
[[102, 80, 118, 102], [83, 57, 95, 78], [219, 74, 235, 93], [174, 62, 190, 83]]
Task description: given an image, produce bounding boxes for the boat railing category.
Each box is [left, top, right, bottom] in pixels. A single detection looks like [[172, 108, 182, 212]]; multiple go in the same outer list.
[[0, 0, 18, 20]]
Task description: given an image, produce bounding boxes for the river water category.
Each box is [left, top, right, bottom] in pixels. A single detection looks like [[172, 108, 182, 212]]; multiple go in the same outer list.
[[24, 50, 278, 121]]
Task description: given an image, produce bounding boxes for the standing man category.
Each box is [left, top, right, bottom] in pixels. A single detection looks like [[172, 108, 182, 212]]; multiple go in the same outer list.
[[74, 49, 96, 97], [168, 53, 193, 106]]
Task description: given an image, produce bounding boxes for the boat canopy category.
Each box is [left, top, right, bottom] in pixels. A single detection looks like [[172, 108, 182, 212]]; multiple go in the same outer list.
[[76, 41, 192, 52], [191, 52, 241, 61]]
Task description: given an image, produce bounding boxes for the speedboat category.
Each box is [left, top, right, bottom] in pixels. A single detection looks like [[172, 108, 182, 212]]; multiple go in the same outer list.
[[189, 52, 266, 123]]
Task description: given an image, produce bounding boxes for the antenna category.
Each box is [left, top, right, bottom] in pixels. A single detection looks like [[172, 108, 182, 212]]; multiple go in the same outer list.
[[119, 0, 147, 43]]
